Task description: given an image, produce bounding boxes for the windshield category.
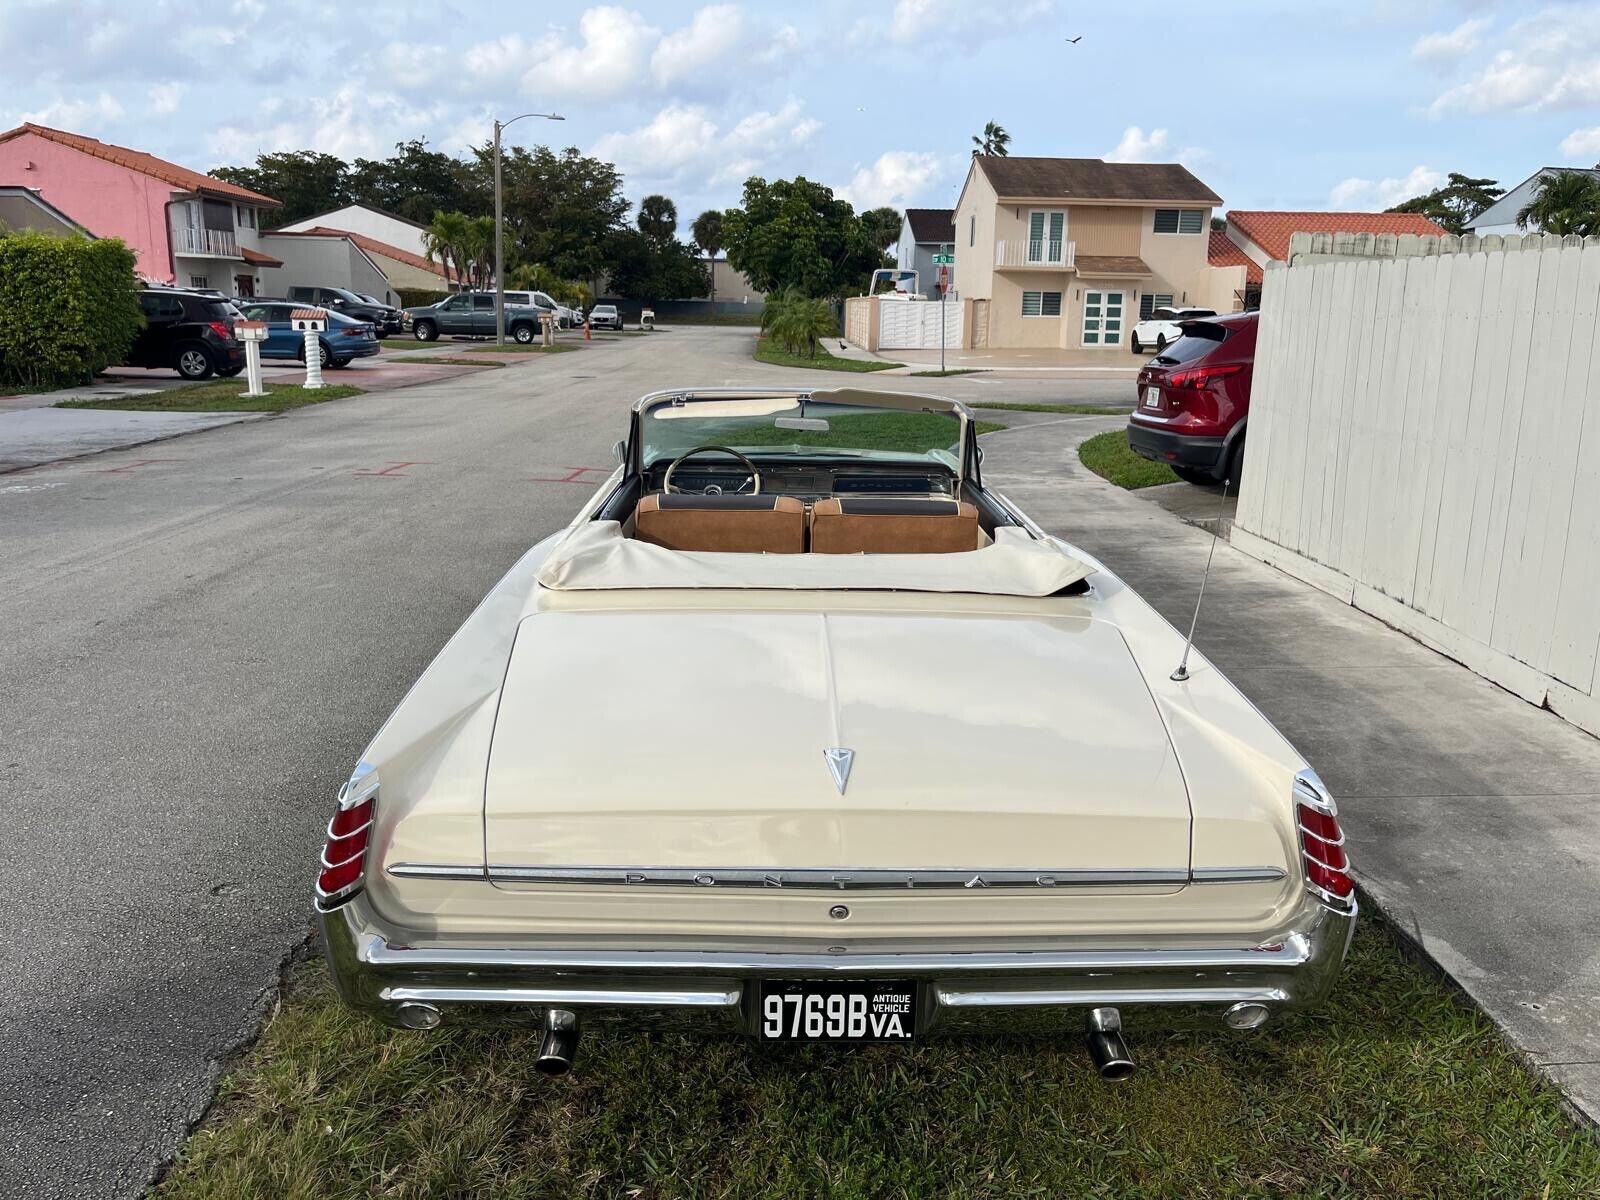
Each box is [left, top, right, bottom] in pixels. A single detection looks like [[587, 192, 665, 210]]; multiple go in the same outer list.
[[641, 398, 963, 469]]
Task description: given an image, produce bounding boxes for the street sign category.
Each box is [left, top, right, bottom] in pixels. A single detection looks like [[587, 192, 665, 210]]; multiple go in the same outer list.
[[932, 253, 955, 264]]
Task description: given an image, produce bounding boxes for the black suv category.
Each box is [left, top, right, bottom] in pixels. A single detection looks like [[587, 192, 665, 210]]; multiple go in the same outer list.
[[286, 286, 401, 336], [126, 290, 244, 380]]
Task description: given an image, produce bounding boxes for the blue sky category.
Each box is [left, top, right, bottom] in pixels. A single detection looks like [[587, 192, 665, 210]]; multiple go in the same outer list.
[[3, 0, 1598, 226]]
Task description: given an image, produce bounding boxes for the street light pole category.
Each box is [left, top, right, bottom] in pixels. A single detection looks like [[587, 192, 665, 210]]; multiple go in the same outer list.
[[493, 110, 565, 346]]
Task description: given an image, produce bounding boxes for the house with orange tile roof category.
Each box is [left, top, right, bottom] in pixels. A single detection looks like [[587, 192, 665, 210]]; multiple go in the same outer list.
[[0, 122, 283, 294], [257, 223, 450, 303], [1214, 210, 1449, 307]]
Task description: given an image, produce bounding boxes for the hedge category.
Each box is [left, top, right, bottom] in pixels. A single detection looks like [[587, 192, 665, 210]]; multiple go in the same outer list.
[[396, 287, 452, 309], [0, 232, 142, 389]]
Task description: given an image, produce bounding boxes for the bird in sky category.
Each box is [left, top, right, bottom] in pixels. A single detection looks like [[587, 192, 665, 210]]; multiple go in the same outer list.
[[1065, 35, 1082, 43]]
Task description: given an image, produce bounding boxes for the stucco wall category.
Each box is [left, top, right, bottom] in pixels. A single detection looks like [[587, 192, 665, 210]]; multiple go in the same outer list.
[[257, 235, 397, 305], [0, 130, 176, 281], [279, 205, 429, 257], [952, 166, 997, 302]]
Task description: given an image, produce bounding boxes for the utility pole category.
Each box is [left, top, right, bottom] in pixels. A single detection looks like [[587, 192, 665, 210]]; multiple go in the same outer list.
[[493, 110, 565, 346]]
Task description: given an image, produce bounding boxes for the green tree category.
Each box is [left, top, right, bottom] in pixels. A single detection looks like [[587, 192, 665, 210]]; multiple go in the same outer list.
[[721, 176, 885, 299], [1386, 173, 1504, 235], [859, 206, 903, 254], [348, 139, 476, 224], [422, 211, 471, 291], [603, 227, 709, 300], [971, 121, 1011, 157], [691, 209, 724, 304], [1515, 170, 1600, 237], [461, 143, 630, 283], [636, 194, 678, 242], [211, 151, 350, 227], [760, 287, 836, 357]]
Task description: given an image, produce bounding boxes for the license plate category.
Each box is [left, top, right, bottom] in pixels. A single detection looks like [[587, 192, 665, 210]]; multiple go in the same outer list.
[[1143, 386, 1161, 408], [758, 980, 917, 1042]]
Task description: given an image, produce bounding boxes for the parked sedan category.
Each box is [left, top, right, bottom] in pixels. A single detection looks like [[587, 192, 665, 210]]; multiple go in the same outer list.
[[237, 301, 380, 368], [125, 289, 245, 380], [1127, 311, 1256, 485], [287, 285, 400, 337], [316, 385, 1354, 1077], [587, 302, 622, 330], [1130, 306, 1217, 355]]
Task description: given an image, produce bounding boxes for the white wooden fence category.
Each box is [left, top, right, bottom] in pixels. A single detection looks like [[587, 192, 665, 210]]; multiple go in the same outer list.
[[1233, 231, 1600, 737], [878, 297, 963, 350]]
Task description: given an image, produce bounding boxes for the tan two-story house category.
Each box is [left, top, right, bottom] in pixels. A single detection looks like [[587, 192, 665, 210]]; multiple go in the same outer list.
[[953, 156, 1241, 351]]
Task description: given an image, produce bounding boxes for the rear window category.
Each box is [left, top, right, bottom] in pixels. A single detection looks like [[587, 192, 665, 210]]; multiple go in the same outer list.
[[1152, 321, 1232, 366], [202, 300, 238, 320]]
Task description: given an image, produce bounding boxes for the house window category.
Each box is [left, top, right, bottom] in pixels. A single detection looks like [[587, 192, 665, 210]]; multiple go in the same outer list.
[[236, 205, 255, 229], [1153, 209, 1205, 235], [189, 275, 210, 289], [968, 215, 975, 247], [1139, 293, 1175, 320], [1026, 211, 1066, 263], [1021, 290, 1062, 317]]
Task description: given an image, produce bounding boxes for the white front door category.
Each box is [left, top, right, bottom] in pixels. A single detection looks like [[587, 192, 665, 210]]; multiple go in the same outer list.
[[1082, 289, 1125, 347]]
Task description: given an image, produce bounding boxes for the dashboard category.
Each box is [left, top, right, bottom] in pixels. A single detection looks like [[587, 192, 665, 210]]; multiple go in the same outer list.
[[646, 466, 956, 500]]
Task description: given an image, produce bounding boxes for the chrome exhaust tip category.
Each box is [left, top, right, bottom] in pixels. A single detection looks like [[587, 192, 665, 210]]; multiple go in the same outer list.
[[394, 1002, 441, 1031], [535, 1008, 580, 1076], [1086, 1007, 1135, 1081], [1224, 1001, 1271, 1030]]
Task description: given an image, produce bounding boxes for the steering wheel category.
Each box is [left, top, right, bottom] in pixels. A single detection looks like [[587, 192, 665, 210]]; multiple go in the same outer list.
[[663, 445, 762, 495]]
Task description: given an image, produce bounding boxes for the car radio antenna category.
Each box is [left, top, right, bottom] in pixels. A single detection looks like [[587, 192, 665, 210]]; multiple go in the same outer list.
[[1170, 477, 1232, 683]]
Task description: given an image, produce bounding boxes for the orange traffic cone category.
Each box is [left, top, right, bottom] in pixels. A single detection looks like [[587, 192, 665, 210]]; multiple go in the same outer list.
[[584, 319, 591, 341]]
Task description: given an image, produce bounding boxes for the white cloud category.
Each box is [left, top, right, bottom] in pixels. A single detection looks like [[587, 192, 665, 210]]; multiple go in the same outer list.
[[836, 150, 944, 210], [517, 7, 660, 100], [651, 5, 744, 86], [1410, 16, 1490, 66], [1328, 165, 1444, 209], [1560, 126, 1600, 159], [876, 0, 1053, 49], [1106, 126, 1169, 162], [147, 81, 186, 116], [591, 98, 819, 188], [17, 91, 124, 129], [1429, 6, 1600, 114], [206, 86, 454, 162]]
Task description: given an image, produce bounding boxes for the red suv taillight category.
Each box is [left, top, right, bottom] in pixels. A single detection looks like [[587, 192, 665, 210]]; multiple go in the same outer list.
[[207, 320, 233, 341], [1167, 363, 1244, 390], [1294, 769, 1354, 908], [316, 762, 378, 911]]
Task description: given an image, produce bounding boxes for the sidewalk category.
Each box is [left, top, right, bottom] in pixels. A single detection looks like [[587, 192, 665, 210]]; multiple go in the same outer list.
[[984, 411, 1600, 1126]]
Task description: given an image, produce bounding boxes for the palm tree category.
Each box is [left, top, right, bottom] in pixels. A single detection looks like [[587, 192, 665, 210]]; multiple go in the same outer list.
[[462, 215, 496, 290], [423, 211, 471, 291], [637, 194, 678, 243], [971, 121, 1011, 158], [1516, 170, 1600, 238], [691, 209, 723, 305]]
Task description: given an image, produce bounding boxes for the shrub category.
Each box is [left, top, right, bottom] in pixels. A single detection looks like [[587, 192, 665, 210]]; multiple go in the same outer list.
[[396, 287, 453, 309], [0, 232, 142, 389], [761, 287, 836, 357]]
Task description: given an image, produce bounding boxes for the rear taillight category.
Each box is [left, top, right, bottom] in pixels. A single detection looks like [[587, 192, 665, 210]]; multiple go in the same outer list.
[[315, 761, 378, 911], [1168, 363, 1244, 389], [342, 327, 366, 338], [1294, 769, 1354, 909], [207, 320, 233, 340]]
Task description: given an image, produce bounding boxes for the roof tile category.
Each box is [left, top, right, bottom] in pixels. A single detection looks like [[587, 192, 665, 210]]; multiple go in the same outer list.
[[0, 123, 280, 206], [975, 156, 1221, 204], [1225, 210, 1448, 263], [1208, 229, 1262, 284], [904, 207, 955, 244]]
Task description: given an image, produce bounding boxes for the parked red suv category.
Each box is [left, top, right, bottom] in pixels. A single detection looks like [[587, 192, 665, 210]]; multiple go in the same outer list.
[[1127, 310, 1256, 486]]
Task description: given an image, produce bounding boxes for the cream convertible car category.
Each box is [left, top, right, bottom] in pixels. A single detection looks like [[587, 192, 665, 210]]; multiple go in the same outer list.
[[316, 387, 1355, 1077]]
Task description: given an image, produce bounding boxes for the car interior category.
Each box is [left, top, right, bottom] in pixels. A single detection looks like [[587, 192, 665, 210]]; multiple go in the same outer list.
[[597, 445, 1014, 557]]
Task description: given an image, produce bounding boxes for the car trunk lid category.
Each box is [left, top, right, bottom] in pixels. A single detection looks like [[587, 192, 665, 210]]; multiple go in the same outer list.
[[482, 609, 1191, 889]]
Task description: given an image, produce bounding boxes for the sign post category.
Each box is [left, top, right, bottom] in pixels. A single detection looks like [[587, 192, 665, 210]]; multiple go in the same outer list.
[[291, 308, 328, 390], [234, 320, 268, 397], [932, 255, 954, 374]]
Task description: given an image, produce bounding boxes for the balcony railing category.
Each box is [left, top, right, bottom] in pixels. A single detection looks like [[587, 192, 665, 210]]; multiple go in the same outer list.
[[994, 238, 1075, 270], [171, 224, 240, 258]]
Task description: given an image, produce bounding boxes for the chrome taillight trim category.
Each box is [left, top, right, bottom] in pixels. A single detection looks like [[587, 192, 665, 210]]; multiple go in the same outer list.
[[1293, 768, 1355, 913], [320, 842, 369, 871], [326, 812, 374, 842], [314, 761, 380, 913], [1300, 846, 1349, 874], [1295, 822, 1346, 847], [337, 761, 380, 810]]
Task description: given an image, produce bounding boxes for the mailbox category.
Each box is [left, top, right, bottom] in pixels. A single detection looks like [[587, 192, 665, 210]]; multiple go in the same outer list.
[[290, 308, 328, 332]]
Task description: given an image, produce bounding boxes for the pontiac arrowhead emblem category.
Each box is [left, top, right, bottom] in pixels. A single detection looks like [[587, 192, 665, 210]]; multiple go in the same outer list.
[[823, 747, 855, 795]]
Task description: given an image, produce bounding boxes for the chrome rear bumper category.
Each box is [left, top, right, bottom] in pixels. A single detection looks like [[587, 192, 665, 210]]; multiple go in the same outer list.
[[320, 896, 1356, 1033]]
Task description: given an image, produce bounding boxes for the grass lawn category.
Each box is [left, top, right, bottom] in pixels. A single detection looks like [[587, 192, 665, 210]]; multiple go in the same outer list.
[[753, 337, 902, 373], [467, 343, 579, 355], [1079, 428, 1180, 488], [56, 380, 363, 413], [974, 402, 1131, 415], [153, 916, 1600, 1199]]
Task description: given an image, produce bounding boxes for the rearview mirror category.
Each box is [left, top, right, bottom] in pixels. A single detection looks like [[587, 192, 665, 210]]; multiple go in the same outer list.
[[612, 439, 627, 465], [775, 417, 830, 432]]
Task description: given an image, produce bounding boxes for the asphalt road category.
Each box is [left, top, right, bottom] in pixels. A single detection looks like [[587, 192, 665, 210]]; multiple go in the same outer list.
[[0, 327, 1136, 1199]]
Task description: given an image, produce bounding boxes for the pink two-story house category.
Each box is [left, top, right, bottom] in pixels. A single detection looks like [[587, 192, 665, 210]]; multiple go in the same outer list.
[[0, 122, 282, 295]]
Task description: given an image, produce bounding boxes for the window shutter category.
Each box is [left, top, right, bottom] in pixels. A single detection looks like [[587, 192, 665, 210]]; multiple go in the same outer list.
[[1041, 292, 1062, 317], [1178, 209, 1204, 234], [1153, 209, 1179, 234]]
